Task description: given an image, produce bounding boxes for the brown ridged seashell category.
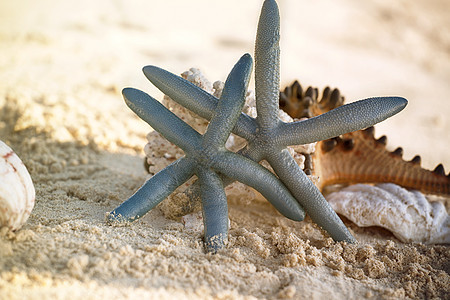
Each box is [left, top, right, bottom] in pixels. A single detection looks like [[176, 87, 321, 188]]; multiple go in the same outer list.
[[280, 81, 450, 197]]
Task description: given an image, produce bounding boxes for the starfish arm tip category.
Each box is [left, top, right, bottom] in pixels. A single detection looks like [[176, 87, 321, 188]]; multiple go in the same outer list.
[[142, 65, 160, 79], [122, 87, 145, 113], [388, 96, 408, 112], [241, 53, 253, 64], [106, 210, 131, 225], [108, 158, 195, 225], [122, 86, 135, 97], [362, 95, 408, 123]]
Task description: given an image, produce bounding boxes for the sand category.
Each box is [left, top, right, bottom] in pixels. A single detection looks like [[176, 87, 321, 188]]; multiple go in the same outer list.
[[0, 0, 449, 299]]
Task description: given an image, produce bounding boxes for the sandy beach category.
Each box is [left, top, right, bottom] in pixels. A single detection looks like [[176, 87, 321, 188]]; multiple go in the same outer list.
[[0, 0, 449, 299]]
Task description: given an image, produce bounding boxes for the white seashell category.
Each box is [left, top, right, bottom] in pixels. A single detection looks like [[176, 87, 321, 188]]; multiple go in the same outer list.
[[327, 183, 449, 244], [0, 140, 35, 230]]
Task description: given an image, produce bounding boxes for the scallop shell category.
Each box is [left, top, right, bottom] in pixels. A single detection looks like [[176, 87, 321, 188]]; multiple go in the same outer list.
[[0, 140, 35, 230], [327, 183, 449, 244]]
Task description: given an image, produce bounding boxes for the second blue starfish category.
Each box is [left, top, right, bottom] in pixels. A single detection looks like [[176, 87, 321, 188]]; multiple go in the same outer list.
[[108, 54, 305, 253]]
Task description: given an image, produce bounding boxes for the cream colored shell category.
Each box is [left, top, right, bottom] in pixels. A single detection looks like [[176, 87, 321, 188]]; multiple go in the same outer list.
[[327, 183, 449, 244], [0, 140, 35, 230]]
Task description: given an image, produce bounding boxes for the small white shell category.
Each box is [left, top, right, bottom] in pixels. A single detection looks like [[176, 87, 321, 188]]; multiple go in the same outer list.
[[327, 183, 449, 244], [0, 140, 35, 230], [181, 211, 204, 233]]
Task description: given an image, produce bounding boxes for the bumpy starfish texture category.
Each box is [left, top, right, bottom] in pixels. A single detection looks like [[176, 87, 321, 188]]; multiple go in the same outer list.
[[142, 0, 407, 244], [108, 54, 305, 253]]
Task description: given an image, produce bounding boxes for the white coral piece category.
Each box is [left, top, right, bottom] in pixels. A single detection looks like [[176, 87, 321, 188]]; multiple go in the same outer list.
[[327, 183, 449, 244], [0, 140, 35, 231]]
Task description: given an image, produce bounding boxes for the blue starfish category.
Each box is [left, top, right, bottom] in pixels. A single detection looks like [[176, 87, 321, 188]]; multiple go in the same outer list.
[[109, 0, 407, 251], [108, 54, 305, 253], [140, 0, 407, 243]]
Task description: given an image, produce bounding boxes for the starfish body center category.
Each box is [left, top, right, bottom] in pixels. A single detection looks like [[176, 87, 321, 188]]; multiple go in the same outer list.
[[191, 146, 224, 169], [248, 127, 284, 159]]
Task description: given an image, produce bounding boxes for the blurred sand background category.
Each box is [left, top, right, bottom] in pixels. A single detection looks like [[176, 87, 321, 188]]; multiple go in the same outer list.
[[0, 0, 449, 299]]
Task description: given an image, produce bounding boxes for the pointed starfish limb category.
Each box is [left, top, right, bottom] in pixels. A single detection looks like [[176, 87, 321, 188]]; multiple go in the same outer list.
[[277, 96, 408, 147], [255, 0, 281, 130], [197, 168, 229, 253], [267, 149, 356, 242], [143, 65, 257, 141], [213, 152, 305, 221], [107, 157, 196, 224], [123, 88, 202, 154], [202, 54, 252, 149]]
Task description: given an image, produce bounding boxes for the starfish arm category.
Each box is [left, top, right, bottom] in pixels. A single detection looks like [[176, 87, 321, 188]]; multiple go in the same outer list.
[[107, 157, 196, 224], [213, 151, 305, 221], [197, 168, 229, 253], [203, 54, 253, 149], [122, 88, 202, 154], [143, 66, 217, 119], [276, 96, 408, 146], [267, 149, 356, 243], [255, 0, 281, 129], [142, 65, 258, 140]]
